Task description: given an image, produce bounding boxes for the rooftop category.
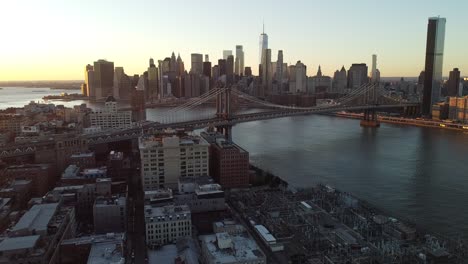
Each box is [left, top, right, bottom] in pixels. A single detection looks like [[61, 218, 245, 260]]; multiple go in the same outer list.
[[11, 203, 59, 234], [95, 197, 126, 207], [145, 205, 190, 221], [87, 234, 125, 264], [0, 235, 40, 252], [70, 152, 95, 158], [196, 184, 224, 196], [199, 232, 265, 263]]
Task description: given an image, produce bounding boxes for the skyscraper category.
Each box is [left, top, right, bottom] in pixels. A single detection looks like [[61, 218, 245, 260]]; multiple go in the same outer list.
[[276, 50, 284, 93], [84, 64, 94, 99], [235, 45, 244, 76], [347, 63, 368, 89], [190, 53, 203, 74], [260, 49, 272, 97], [447, 68, 461, 97], [218, 59, 227, 76], [371, 54, 377, 83], [332, 66, 347, 94], [147, 59, 159, 101], [226, 55, 234, 85], [93, 60, 114, 100], [176, 53, 185, 76], [259, 24, 268, 67], [222, 50, 232, 60], [294, 61, 307, 93], [422, 17, 446, 116]]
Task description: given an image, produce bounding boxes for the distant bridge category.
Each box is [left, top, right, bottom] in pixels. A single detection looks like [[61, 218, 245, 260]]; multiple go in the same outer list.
[[0, 84, 419, 158]]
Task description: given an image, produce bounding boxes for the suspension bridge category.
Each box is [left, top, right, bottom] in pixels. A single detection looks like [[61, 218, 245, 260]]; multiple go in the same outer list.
[[0, 84, 419, 158]]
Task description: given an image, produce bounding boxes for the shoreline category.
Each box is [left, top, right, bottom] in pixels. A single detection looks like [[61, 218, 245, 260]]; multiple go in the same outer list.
[[248, 164, 467, 246], [324, 112, 468, 132]]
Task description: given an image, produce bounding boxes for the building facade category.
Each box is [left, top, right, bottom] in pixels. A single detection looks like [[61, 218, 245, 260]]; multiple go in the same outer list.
[[88, 96, 132, 130], [145, 204, 191, 246], [347, 63, 368, 89], [139, 133, 209, 190], [422, 17, 446, 116], [93, 196, 126, 234]]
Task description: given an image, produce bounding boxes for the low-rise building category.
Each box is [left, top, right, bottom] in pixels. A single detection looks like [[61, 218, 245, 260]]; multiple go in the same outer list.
[[59, 232, 125, 264], [69, 152, 96, 169], [1, 164, 55, 196], [0, 202, 76, 264], [145, 204, 191, 246], [93, 196, 126, 234], [199, 231, 266, 264]]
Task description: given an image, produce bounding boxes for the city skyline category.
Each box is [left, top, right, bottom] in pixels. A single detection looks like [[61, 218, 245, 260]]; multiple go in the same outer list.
[[1, 0, 468, 81]]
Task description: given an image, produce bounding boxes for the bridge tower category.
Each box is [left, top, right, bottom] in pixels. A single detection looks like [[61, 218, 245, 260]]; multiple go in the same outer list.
[[216, 87, 233, 142], [360, 83, 381, 127]]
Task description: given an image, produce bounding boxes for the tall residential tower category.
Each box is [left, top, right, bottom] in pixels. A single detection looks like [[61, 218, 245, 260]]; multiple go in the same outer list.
[[422, 17, 446, 116]]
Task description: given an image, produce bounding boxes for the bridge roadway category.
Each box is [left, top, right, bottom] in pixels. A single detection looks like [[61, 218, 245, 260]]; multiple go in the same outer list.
[[0, 103, 418, 158]]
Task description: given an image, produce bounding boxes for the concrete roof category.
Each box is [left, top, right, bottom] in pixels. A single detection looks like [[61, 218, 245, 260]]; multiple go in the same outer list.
[[200, 233, 264, 263], [0, 235, 40, 251], [11, 203, 59, 233]]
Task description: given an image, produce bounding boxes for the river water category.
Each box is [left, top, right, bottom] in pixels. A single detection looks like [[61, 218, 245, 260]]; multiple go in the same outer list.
[[1, 87, 468, 240]]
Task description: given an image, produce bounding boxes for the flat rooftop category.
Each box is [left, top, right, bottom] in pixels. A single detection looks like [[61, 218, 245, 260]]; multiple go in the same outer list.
[[70, 152, 95, 158], [87, 236, 125, 264], [0, 235, 40, 252], [11, 203, 59, 234], [145, 205, 190, 220], [199, 232, 265, 263], [95, 197, 125, 207]]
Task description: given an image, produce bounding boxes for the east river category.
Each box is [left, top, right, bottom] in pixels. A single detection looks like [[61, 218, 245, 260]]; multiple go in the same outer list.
[[2, 87, 468, 240]]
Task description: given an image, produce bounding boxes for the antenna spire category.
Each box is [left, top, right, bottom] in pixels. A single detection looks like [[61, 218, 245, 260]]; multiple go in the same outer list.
[[263, 21, 265, 34]]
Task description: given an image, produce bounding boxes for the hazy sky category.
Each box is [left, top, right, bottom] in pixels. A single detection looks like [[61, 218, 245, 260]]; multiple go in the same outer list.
[[1, 0, 467, 81]]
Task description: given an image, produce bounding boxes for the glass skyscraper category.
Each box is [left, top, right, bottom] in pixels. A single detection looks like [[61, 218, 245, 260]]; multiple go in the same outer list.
[[422, 17, 446, 116]]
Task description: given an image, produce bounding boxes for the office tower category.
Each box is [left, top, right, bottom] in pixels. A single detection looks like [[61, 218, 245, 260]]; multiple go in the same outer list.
[[139, 133, 209, 190], [147, 64, 159, 102], [149, 58, 155, 67], [288, 65, 296, 93], [93, 60, 114, 100], [347, 63, 368, 89], [158, 58, 171, 98], [447, 68, 461, 97], [294, 61, 307, 93], [260, 49, 272, 97], [84, 64, 94, 98], [422, 17, 446, 116], [113, 67, 124, 99], [332, 66, 347, 93], [223, 50, 232, 60], [170, 52, 177, 73], [371, 54, 378, 83], [205, 54, 209, 62], [308, 65, 331, 94], [176, 53, 185, 76], [212, 65, 220, 81], [244, 67, 252, 76], [113, 67, 132, 100], [276, 50, 284, 93], [190, 53, 203, 74], [235, 45, 244, 76], [226, 55, 234, 85], [218, 59, 227, 76], [132, 76, 146, 122], [259, 24, 268, 66], [203, 61, 212, 78]]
